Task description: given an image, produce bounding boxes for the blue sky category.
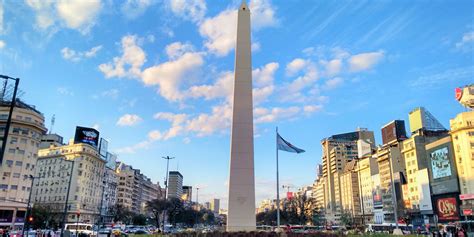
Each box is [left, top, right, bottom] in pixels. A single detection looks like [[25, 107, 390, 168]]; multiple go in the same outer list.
[[1, 0, 473, 209]]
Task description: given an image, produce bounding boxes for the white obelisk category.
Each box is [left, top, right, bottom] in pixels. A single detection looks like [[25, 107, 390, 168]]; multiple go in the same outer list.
[[227, 0, 256, 232]]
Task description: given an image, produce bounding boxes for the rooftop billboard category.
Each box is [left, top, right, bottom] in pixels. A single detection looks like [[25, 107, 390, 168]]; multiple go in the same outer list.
[[74, 126, 100, 148]]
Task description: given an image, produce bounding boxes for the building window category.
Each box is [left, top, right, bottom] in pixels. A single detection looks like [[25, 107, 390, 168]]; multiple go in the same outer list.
[[3, 172, 11, 177], [10, 137, 18, 144], [12, 173, 20, 178], [10, 185, 18, 190], [15, 161, 23, 166], [6, 160, 13, 166], [20, 138, 27, 144], [18, 150, 25, 155], [8, 149, 15, 154], [0, 184, 8, 189]]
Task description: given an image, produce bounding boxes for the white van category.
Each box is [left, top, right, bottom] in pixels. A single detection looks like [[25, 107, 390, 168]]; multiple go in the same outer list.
[[64, 223, 95, 236]]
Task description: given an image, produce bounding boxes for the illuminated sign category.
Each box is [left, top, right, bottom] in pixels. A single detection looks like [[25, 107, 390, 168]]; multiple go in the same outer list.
[[287, 192, 294, 200], [436, 197, 459, 221], [74, 126, 100, 147], [460, 194, 474, 200], [430, 147, 452, 179]]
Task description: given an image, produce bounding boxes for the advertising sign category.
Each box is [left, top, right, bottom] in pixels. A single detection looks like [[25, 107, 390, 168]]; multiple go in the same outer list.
[[455, 88, 463, 101], [74, 126, 100, 147], [418, 169, 433, 212], [287, 192, 294, 200], [436, 197, 460, 221], [460, 194, 474, 200], [373, 187, 383, 207], [99, 138, 108, 159], [106, 152, 117, 170], [430, 147, 452, 179], [381, 120, 407, 145], [463, 209, 473, 216]]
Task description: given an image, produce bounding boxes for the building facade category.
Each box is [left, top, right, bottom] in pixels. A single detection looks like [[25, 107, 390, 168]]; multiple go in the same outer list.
[[32, 141, 105, 223], [210, 199, 220, 214], [0, 100, 47, 229], [167, 171, 183, 199]]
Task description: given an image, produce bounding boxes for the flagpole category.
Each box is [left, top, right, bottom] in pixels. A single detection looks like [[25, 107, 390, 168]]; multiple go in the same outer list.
[[276, 126, 281, 229]]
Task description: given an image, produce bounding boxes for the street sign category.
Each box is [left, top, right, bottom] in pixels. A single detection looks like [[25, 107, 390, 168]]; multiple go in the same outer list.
[[460, 194, 474, 200], [463, 209, 473, 216]]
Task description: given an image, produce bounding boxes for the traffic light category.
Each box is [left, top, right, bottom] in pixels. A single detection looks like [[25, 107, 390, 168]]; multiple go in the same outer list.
[[28, 216, 33, 222]]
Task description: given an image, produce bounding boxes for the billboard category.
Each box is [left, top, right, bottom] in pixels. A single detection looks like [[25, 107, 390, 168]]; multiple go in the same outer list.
[[105, 152, 117, 170], [430, 147, 452, 179], [99, 138, 108, 159], [417, 169, 433, 212], [381, 120, 407, 145], [436, 197, 460, 221], [372, 174, 383, 207], [74, 126, 100, 147]]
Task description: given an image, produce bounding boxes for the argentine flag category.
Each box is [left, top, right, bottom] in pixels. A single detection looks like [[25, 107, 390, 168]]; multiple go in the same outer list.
[[277, 133, 305, 153]]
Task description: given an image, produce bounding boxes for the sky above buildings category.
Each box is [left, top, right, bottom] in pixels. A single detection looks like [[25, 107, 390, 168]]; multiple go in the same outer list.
[[0, 0, 473, 208]]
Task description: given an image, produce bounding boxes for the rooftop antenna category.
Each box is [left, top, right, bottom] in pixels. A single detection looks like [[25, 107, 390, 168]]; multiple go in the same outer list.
[[49, 114, 55, 134]]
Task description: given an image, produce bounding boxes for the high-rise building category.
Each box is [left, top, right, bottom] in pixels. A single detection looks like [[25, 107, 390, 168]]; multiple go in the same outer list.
[[116, 163, 134, 210], [356, 153, 379, 224], [167, 171, 183, 199], [321, 129, 374, 224], [32, 140, 105, 223], [210, 199, 220, 213], [401, 108, 448, 223], [339, 160, 361, 223], [0, 100, 47, 229], [450, 110, 474, 219], [182, 186, 192, 202], [101, 164, 118, 224]]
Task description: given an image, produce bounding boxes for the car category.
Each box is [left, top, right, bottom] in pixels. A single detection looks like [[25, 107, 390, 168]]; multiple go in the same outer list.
[[133, 229, 149, 235]]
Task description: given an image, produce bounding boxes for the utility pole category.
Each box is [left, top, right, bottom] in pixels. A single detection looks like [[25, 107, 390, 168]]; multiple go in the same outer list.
[[162, 156, 174, 231], [60, 159, 75, 237], [0, 74, 19, 165]]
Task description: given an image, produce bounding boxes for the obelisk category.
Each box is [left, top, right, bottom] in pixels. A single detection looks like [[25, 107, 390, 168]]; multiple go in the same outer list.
[[227, 0, 256, 232]]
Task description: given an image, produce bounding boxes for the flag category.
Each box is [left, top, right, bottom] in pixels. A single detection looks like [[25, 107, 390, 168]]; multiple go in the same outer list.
[[277, 133, 305, 153]]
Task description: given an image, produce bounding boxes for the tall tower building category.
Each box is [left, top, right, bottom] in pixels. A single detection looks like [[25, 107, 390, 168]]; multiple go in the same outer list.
[[182, 186, 192, 202], [227, 0, 255, 231], [0, 100, 47, 229], [167, 171, 183, 199], [321, 129, 375, 224], [210, 198, 220, 213]]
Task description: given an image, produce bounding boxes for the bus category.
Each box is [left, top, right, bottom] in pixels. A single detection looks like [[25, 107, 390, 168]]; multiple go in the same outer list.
[[366, 223, 413, 234], [64, 223, 95, 236]]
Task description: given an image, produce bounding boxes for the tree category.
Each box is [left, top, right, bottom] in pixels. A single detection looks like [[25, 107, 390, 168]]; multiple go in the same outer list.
[[111, 204, 134, 224], [311, 208, 325, 226], [132, 214, 147, 226], [166, 198, 184, 226], [146, 199, 169, 228], [340, 210, 353, 228], [30, 204, 62, 229]]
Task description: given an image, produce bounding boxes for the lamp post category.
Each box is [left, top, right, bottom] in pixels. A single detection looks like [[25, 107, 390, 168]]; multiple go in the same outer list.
[[60, 159, 75, 237], [0, 74, 19, 165], [22, 175, 39, 237], [162, 156, 174, 231]]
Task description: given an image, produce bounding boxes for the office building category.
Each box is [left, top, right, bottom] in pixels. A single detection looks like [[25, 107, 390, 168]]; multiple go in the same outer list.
[[167, 171, 183, 199], [321, 128, 374, 224], [0, 100, 47, 229], [356, 153, 379, 224], [182, 186, 192, 202], [210, 198, 220, 214], [339, 160, 361, 223], [450, 109, 474, 219]]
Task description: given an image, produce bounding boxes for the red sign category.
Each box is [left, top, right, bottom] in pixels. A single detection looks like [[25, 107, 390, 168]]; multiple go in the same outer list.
[[437, 197, 460, 221], [287, 192, 294, 200], [463, 209, 473, 216], [455, 88, 463, 101], [460, 194, 474, 200]]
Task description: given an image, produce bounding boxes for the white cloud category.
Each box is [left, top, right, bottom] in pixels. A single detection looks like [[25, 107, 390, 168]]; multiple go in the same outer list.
[[116, 114, 142, 126], [167, 0, 206, 23], [198, 0, 277, 57], [121, 0, 153, 19], [186, 71, 233, 101], [61, 45, 102, 62], [249, 0, 277, 29], [348, 51, 384, 72], [142, 50, 204, 101], [323, 77, 344, 90], [456, 31, 474, 49], [165, 42, 194, 59], [26, 0, 101, 33], [254, 62, 279, 87], [322, 59, 342, 76], [287, 63, 318, 93], [0, 40, 5, 49], [57, 87, 74, 96], [199, 9, 237, 56], [254, 106, 300, 124], [286, 58, 307, 76], [92, 123, 100, 130], [303, 105, 323, 113], [99, 35, 146, 79]]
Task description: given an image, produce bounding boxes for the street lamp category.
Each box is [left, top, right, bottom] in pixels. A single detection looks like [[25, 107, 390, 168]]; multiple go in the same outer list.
[[22, 175, 40, 237], [162, 156, 174, 230], [60, 158, 75, 237], [0, 74, 20, 165]]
